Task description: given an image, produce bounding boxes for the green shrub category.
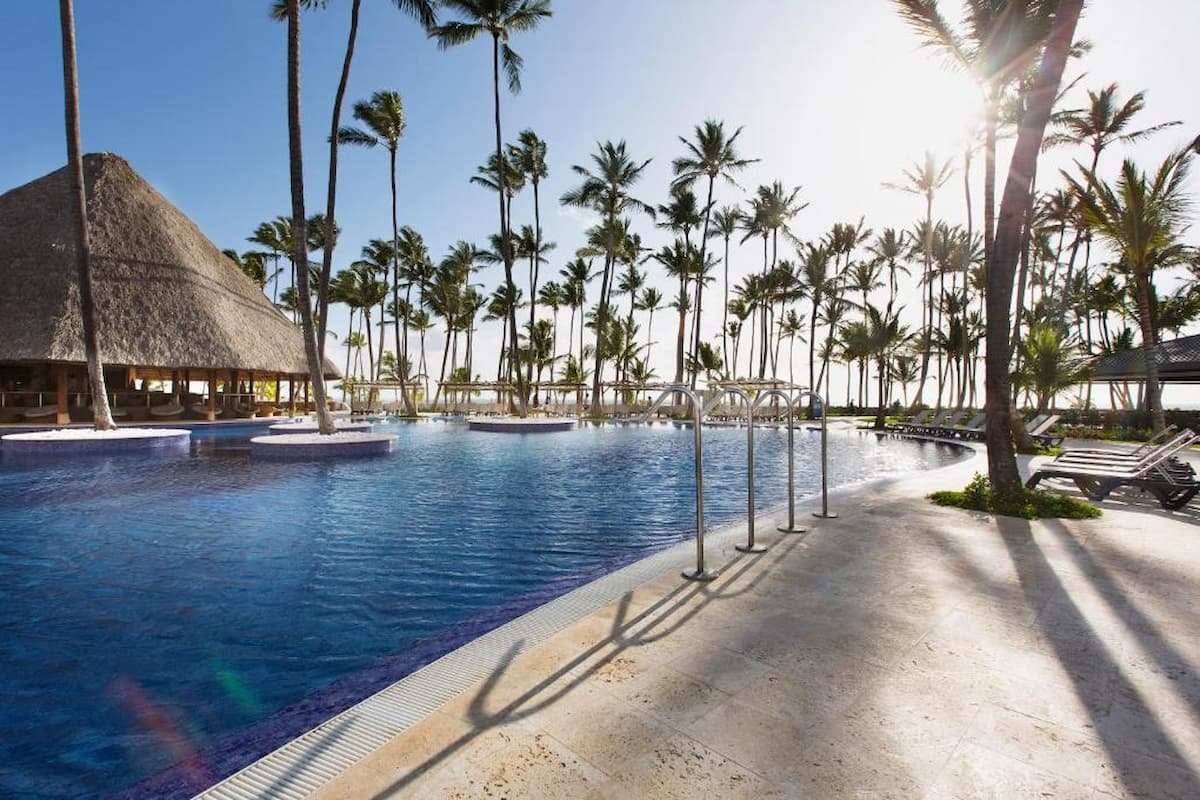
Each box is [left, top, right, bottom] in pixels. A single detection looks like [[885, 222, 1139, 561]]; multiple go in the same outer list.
[[930, 473, 1101, 520]]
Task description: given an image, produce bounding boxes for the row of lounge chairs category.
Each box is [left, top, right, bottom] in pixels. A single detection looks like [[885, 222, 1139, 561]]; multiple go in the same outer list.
[[888, 410, 1063, 446], [1027, 426, 1199, 510]]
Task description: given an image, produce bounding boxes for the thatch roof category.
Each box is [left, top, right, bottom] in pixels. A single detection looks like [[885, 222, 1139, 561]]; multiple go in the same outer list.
[[1092, 334, 1200, 383], [0, 153, 337, 377]]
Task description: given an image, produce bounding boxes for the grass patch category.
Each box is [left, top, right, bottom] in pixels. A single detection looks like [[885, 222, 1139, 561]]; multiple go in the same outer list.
[[930, 473, 1101, 520]]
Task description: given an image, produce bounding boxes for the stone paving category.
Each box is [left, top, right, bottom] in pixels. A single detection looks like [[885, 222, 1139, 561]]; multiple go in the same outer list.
[[312, 448, 1200, 799]]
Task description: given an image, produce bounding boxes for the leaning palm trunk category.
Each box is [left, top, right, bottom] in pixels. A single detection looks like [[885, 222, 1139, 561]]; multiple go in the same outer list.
[[287, 1, 334, 434], [983, 0, 1081, 485], [490, 33, 523, 415], [58, 0, 115, 431], [317, 0, 360, 363]]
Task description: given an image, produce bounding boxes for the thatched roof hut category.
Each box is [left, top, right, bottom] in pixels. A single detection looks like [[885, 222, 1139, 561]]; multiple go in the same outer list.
[[0, 153, 337, 423], [0, 153, 335, 376]]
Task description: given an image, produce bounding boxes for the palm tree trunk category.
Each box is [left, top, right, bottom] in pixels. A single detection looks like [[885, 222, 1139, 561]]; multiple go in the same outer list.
[[58, 0, 115, 431], [721, 236, 731, 369], [389, 148, 415, 415], [983, 0, 1082, 485], [912, 194, 934, 409], [1134, 273, 1166, 433], [674, 273, 686, 385], [525, 178, 541, 407], [591, 254, 613, 416], [491, 32, 522, 415], [343, 308, 355, 402], [318, 0, 360, 363], [285, 0, 334, 434]]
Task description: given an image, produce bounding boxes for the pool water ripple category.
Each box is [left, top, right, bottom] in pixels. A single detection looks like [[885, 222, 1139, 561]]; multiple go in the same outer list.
[[0, 421, 964, 798]]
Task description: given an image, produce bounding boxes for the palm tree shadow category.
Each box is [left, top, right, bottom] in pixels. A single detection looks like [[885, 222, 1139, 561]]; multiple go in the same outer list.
[[368, 530, 808, 798], [927, 514, 1196, 793]]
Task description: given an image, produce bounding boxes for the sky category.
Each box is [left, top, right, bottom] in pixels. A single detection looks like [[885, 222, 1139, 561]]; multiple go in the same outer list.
[[2, 1, 1198, 406]]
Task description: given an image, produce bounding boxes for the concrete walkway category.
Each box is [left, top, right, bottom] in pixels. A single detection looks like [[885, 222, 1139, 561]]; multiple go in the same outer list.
[[313, 449, 1200, 799]]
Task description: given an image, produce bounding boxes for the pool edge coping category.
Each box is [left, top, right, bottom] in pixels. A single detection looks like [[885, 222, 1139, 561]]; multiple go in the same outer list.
[[192, 435, 979, 800]]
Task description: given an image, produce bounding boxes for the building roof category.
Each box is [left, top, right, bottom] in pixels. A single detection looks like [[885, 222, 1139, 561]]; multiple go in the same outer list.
[[0, 153, 337, 377], [1091, 333, 1200, 383]]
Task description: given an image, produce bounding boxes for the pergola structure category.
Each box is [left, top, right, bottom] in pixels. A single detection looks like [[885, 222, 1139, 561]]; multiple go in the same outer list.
[[0, 154, 338, 425], [1091, 334, 1200, 384]]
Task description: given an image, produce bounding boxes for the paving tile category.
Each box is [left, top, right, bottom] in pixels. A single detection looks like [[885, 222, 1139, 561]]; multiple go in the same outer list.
[[925, 739, 1096, 799], [594, 730, 777, 800]]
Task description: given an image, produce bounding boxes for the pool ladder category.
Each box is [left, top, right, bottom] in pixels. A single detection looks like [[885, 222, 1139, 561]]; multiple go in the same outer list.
[[640, 384, 834, 581]]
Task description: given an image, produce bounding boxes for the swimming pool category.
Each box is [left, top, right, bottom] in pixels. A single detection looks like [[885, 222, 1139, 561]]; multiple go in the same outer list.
[[0, 421, 965, 798]]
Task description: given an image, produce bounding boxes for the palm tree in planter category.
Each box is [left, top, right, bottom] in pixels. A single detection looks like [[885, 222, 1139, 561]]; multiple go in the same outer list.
[[337, 89, 418, 413], [57, 0, 115, 430], [281, 0, 335, 432], [432, 0, 553, 414], [1066, 142, 1199, 433]]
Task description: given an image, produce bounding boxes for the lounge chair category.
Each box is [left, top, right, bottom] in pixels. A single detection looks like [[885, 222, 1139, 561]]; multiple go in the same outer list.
[[1058, 425, 1179, 460], [888, 409, 930, 433], [1053, 429, 1196, 479], [22, 406, 58, 420], [1027, 414, 1062, 447], [927, 410, 967, 437], [910, 410, 951, 436], [951, 412, 987, 440], [1027, 433, 1200, 510]]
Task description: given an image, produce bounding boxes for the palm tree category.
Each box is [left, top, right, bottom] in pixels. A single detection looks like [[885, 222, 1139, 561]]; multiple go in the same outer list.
[[708, 205, 744, 368], [980, 0, 1083, 484], [863, 304, 914, 430], [510, 129, 549, 359], [895, 0, 1057, 270], [656, 186, 704, 384], [537, 280, 562, 381], [249, 217, 293, 309], [280, 0, 334, 432], [672, 120, 758, 380], [652, 239, 698, 387], [687, 341, 725, 385], [884, 150, 952, 406], [1014, 324, 1090, 412], [777, 310, 805, 388], [274, 0, 436, 368], [560, 257, 594, 370], [798, 242, 835, 398], [560, 140, 654, 414], [224, 250, 270, 290], [57, 0, 115, 430], [890, 355, 920, 407], [432, 0, 553, 414], [408, 308, 434, 402], [1066, 144, 1198, 434], [337, 89, 416, 413], [636, 286, 664, 367]]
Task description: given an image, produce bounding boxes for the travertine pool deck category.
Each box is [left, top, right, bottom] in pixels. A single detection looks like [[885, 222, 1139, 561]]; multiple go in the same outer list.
[[286, 445, 1196, 798]]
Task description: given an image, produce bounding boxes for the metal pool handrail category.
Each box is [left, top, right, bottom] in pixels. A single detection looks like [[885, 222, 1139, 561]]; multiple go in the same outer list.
[[641, 385, 717, 581], [701, 386, 763, 554], [749, 388, 804, 535], [793, 388, 837, 519]]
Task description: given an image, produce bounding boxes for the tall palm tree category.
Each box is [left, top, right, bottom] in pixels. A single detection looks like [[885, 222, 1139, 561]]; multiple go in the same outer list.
[[560, 257, 594, 371], [432, 0, 553, 414], [798, 243, 835, 398], [337, 89, 417, 413], [1066, 144, 1198, 434], [885, 150, 952, 406], [895, 0, 1057, 270], [636, 286, 665, 367], [57, 0, 115, 430], [980, 0, 1083, 484], [510, 129, 549, 358], [560, 140, 654, 414], [273, 0, 436, 368], [863, 303, 913, 429], [672, 120, 758, 381], [280, 0, 334, 432], [708, 205, 744, 368], [777, 310, 805, 388], [537, 280, 562, 381]]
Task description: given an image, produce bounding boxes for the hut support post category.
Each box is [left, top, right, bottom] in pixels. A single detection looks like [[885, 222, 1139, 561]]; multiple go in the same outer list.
[[206, 371, 217, 421], [274, 375, 281, 405], [171, 369, 180, 401], [56, 365, 70, 426], [248, 371, 255, 405], [303, 380, 309, 412], [229, 370, 237, 411], [288, 377, 296, 417]]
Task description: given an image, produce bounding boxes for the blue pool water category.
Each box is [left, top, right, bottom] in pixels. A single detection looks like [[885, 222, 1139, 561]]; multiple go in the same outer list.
[[0, 421, 964, 798]]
